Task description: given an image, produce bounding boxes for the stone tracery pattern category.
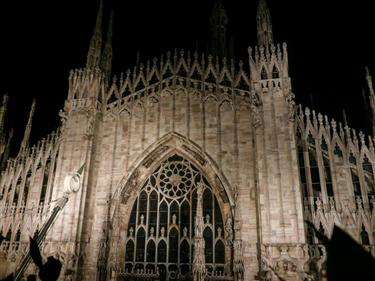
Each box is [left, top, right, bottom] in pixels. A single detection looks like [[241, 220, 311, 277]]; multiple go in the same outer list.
[[124, 155, 227, 280]]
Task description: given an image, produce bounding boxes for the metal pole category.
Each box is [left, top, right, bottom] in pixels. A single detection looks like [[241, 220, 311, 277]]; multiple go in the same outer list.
[[12, 164, 84, 281], [13, 197, 68, 281]]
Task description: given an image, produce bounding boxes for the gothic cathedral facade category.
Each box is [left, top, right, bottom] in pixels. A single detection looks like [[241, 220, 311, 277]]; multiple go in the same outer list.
[[1, 0, 374, 280]]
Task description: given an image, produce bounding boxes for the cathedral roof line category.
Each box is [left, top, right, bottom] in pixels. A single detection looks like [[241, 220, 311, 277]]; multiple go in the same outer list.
[[296, 104, 375, 157]]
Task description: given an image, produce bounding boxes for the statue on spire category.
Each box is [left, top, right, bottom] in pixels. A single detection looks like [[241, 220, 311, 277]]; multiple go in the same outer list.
[[256, 0, 274, 47]]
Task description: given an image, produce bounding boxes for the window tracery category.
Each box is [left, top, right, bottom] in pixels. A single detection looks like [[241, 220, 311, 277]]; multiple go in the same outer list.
[[124, 155, 227, 280]]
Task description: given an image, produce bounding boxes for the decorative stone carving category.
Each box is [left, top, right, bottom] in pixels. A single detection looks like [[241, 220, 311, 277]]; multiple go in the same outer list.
[[142, 145, 169, 168], [215, 176, 229, 203], [233, 239, 245, 281], [181, 144, 206, 166], [224, 214, 233, 247], [172, 213, 177, 225], [120, 169, 140, 204], [205, 214, 210, 224]]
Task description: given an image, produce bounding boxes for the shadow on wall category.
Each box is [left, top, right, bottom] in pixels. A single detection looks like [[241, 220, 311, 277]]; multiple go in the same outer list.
[[304, 221, 375, 281], [0, 235, 61, 281]]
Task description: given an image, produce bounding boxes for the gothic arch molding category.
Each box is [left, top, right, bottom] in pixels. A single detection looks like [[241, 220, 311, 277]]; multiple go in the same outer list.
[[111, 132, 236, 220]]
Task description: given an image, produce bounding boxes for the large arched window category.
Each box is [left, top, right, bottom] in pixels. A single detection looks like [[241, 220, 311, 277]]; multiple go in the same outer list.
[[124, 155, 226, 280]]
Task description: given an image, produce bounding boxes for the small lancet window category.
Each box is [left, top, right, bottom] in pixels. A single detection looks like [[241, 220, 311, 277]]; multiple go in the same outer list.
[[261, 67, 268, 80], [39, 163, 50, 205], [360, 225, 370, 245], [12, 178, 22, 206], [272, 65, 279, 79], [309, 150, 321, 197], [15, 229, 21, 242], [318, 223, 325, 243], [333, 144, 343, 158], [320, 138, 328, 152], [362, 156, 375, 197], [22, 170, 32, 206]]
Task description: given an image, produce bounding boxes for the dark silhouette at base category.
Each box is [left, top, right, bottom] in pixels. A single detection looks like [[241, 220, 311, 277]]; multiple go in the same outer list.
[[306, 221, 375, 281], [29, 237, 62, 281], [0, 236, 62, 281]]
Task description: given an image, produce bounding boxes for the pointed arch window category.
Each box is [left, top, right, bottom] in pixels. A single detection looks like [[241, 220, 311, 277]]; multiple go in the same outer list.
[[22, 170, 32, 206], [272, 65, 279, 79], [296, 130, 308, 197], [362, 156, 375, 203], [124, 155, 227, 280], [12, 178, 22, 206], [309, 150, 321, 197], [261, 67, 267, 80], [360, 225, 370, 246], [349, 153, 361, 197], [333, 143, 343, 158]]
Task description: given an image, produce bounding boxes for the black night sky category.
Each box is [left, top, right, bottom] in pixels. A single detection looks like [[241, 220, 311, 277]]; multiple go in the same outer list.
[[0, 0, 375, 156]]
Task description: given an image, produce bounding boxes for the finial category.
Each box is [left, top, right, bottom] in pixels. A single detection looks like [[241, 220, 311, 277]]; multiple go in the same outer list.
[[342, 109, 348, 127]]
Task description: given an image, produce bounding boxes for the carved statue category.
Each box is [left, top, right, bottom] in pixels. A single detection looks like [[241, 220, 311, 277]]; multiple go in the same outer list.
[[224, 215, 233, 246]]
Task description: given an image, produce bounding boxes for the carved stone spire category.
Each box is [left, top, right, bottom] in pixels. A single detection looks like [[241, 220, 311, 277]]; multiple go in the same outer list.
[[86, 0, 103, 69], [365, 67, 375, 136], [0, 94, 9, 137], [1, 128, 13, 170], [256, 0, 274, 47], [209, 0, 228, 58], [192, 183, 206, 281], [19, 99, 36, 156], [100, 10, 113, 77], [0, 94, 9, 161]]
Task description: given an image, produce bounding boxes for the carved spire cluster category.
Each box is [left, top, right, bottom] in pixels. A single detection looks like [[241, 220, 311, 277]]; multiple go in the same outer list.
[[209, 0, 229, 58], [18, 99, 36, 157], [192, 183, 206, 281], [365, 67, 375, 136], [297, 105, 375, 153], [256, 0, 274, 47], [248, 43, 289, 82], [98, 50, 253, 104]]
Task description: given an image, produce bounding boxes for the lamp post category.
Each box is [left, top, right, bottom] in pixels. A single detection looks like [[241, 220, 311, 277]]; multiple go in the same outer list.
[[13, 164, 84, 281]]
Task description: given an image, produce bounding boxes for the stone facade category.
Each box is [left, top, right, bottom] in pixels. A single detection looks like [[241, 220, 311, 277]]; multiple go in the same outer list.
[[0, 0, 374, 280]]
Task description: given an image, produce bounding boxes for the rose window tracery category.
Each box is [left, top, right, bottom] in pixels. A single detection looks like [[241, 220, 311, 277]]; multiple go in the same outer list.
[[124, 154, 228, 281], [158, 160, 192, 199]]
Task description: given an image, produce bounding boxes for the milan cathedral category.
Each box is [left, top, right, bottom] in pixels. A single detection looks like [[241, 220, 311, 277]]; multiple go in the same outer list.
[[0, 0, 374, 280]]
